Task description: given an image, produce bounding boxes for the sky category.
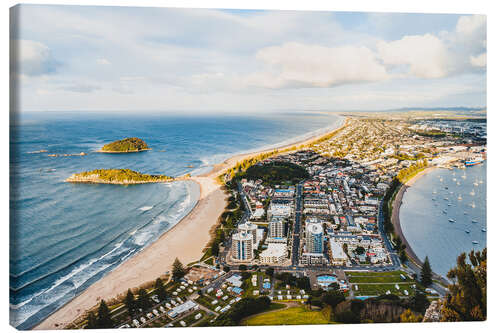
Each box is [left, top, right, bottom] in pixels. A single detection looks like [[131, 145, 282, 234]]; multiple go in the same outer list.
[[10, 5, 487, 113]]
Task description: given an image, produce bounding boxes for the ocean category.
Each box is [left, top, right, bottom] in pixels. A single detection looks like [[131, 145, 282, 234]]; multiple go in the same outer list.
[[9, 111, 343, 329], [399, 163, 487, 278]]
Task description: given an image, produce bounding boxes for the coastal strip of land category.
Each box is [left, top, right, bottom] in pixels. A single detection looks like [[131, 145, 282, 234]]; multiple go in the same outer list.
[[35, 118, 346, 330], [391, 167, 437, 268]]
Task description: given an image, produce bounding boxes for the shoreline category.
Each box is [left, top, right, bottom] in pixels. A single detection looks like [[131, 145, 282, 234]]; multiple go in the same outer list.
[[201, 117, 348, 178], [391, 167, 437, 268], [34, 116, 347, 330]]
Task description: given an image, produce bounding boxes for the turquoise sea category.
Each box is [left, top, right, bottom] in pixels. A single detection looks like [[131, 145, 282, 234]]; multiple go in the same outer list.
[[9, 111, 343, 329]]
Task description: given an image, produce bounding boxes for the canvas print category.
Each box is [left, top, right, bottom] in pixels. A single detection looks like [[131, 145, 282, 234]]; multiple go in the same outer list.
[[9, 4, 486, 330]]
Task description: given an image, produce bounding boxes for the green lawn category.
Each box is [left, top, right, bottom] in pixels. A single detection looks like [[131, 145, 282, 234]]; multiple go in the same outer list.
[[352, 283, 415, 296], [243, 306, 334, 326], [346, 270, 407, 277], [348, 275, 408, 283]]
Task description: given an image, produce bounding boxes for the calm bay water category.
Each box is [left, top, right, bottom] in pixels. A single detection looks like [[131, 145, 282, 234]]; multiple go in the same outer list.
[[399, 163, 487, 278], [10, 111, 342, 329]]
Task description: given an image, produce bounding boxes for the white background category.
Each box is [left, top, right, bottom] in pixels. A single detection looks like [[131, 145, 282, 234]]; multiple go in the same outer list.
[[2, 0, 498, 332]]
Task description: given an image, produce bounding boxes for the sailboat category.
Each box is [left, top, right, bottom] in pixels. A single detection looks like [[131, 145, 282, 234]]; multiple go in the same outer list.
[[470, 202, 476, 208], [470, 189, 475, 196], [458, 195, 462, 200]]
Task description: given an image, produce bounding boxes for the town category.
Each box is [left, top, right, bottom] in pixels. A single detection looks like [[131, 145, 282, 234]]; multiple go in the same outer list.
[[74, 114, 486, 329]]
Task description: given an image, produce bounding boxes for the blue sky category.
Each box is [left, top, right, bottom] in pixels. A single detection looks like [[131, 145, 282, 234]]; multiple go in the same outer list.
[[10, 5, 486, 112]]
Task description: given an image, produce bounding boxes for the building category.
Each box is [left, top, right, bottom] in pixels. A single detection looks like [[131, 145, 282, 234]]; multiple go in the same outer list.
[[259, 243, 288, 265], [238, 222, 258, 246], [305, 223, 324, 254], [268, 199, 293, 218], [268, 217, 285, 238], [231, 231, 254, 261], [167, 300, 198, 318], [329, 238, 348, 266]]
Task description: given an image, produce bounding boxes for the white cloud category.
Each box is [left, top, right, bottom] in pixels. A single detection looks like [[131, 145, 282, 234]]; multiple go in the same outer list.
[[11, 39, 58, 76], [96, 58, 111, 65], [470, 53, 486, 67], [456, 15, 486, 37], [245, 42, 389, 89], [377, 34, 450, 79], [60, 83, 101, 93]]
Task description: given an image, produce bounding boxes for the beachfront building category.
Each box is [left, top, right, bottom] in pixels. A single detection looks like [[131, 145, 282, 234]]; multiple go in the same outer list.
[[329, 238, 348, 266], [268, 217, 285, 239], [238, 222, 258, 246], [259, 243, 288, 265], [231, 231, 254, 261], [305, 223, 324, 254]]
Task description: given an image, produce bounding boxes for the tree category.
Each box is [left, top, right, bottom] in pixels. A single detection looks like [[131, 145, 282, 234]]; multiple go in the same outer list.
[[137, 288, 151, 311], [155, 278, 168, 301], [265, 267, 274, 277], [420, 256, 433, 287], [400, 309, 423, 322], [124, 289, 137, 316], [85, 312, 98, 329], [322, 290, 345, 309], [408, 291, 430, 314], [172, 258, 186, 281], [96, 300, 114, 329], [354, 246, 365, 255], [441, 248, 486, 321], [342, 243, 349, 255]]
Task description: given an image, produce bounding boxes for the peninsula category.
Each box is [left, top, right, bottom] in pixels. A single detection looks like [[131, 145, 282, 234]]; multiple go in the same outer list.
[[99, 137, 151, 153], [66, 169, 173, 184]]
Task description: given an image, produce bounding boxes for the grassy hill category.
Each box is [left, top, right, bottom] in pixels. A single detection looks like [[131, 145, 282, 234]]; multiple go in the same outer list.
[[101, 137, 149, 152], [66, 169, 172, 184]]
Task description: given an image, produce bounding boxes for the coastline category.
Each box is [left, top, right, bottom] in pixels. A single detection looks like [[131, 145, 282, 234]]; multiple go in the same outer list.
[[391, 167, 437, 268], [34, 116, 347, 330]]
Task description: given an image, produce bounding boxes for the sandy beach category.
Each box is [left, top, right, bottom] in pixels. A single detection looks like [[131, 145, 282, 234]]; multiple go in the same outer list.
[[35, 117, 347, 330], [391, 167, 437, 268]]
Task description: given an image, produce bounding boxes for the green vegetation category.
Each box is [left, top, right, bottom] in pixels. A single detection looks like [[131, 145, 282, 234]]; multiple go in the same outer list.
[[235, 161, 309, 186], [441, 248, 486, 321], [101, 137, 149, 152], [212, 296, 272, 326], [396, 160, 428, 183], [414, 130, 447, 138], [68, 169, 172, 183], [172, 258, 186, 281], [420, 256, 433, 287], [244, 305, 333, 326]]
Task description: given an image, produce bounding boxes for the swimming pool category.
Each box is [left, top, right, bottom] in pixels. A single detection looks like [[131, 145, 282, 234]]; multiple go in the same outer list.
[[317, 275, 338, 288]]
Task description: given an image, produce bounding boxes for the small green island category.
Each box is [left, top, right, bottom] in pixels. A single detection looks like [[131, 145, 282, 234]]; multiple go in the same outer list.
[[66, 169, 173, 184], [99, 137, 151, 153]]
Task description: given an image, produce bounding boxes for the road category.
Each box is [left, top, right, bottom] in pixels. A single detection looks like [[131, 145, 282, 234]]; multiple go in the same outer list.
[[291, 183, 303, 266]]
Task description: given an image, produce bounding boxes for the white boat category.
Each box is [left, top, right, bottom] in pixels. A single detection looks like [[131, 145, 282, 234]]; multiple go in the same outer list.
[[470, 202, 476, 208], [482, 228, 486, 232], [472, 219, 478, 223], [447, 203, 452, 206], [457, 181, 461, 185], [472, 241, 479, 244], [458, 195, 462, 200], [444, 197, 449, 201], [470, 190, 475, 196], [453, 178, 457, 182], [465, 230, 470, 233], [448, 218, 455, 223]]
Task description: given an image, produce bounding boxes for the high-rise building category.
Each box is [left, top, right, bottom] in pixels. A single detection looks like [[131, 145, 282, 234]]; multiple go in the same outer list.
[[231, 231, 254, 261], [238, 222, 258, 245], [268, 217, 285, 239], [305, 223, 324, 254]]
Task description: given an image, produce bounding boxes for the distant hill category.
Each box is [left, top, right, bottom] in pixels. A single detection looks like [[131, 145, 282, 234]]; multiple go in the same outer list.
[[100, 137, 150, 153], [387, 107, 485, 112]]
